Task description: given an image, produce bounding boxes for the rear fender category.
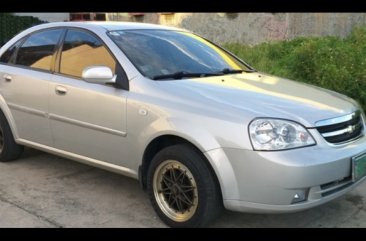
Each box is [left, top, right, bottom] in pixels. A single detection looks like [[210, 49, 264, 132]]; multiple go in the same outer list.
[[0, 94, 20, 139]]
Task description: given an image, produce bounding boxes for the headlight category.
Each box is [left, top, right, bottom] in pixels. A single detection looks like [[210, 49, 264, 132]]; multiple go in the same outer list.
[[249, 119, 316, 150]]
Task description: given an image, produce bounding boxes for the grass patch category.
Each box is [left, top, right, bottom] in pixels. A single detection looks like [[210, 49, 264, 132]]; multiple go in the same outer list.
[[223, 27, 366, 111]]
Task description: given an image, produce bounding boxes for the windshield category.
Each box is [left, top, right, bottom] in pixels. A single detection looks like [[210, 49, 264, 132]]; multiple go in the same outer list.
[[108, 30, 254, 80]]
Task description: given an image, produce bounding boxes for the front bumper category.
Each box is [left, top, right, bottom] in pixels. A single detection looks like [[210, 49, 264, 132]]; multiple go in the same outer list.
[[204, 132, 366, 213]]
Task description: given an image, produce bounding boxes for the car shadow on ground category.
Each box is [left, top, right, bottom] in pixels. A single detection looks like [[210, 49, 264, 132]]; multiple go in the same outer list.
[[20, 147, 45, 159]]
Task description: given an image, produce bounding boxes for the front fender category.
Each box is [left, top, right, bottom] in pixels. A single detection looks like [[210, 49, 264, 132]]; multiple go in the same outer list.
[[136, 117, 239, 200], [138, 117, 221, 158]]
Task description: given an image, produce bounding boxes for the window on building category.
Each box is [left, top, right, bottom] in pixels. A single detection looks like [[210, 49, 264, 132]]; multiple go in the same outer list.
[[130, 13, 145, 22], [95, 13, 106, 21], [70, 13, 90, 21]]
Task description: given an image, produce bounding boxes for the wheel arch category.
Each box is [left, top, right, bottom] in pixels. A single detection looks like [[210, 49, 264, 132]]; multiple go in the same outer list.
[[139, 134, 223, 201], [0, 95, 19, 140]]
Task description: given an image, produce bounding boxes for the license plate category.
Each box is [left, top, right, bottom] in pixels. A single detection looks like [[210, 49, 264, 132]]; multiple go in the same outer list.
[[352, 153, 366, 182]]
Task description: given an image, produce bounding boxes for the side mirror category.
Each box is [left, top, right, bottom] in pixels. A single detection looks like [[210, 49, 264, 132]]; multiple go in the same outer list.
[[82, 66, 116, 85]]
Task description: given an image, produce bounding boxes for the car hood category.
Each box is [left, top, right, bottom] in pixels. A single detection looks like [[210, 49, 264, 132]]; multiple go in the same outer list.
[[155, 73, 358, 127]]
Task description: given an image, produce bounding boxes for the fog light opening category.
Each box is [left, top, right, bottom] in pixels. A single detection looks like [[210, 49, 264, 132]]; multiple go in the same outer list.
[[291, 190, 308, 204]]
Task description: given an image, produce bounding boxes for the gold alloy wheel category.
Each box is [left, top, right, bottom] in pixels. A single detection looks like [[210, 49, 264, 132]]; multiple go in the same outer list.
[[153, 160, 198, 222]]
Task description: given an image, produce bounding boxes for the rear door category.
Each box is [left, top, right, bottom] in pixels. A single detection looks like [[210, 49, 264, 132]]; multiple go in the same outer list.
[[0, 29, 63, 145]]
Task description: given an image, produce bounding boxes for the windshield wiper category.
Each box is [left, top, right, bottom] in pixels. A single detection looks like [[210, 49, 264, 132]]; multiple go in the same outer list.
[[219, 68, 244, 74], [217, 68, 256, 75], [153, 68, 257, 80], [152, 71, 221, 80]]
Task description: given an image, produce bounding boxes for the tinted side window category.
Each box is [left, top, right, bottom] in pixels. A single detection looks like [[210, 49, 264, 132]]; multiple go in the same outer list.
[[60, 30, 116, 78], [0, 40, 22, 64], [16, 29, 63, 71]]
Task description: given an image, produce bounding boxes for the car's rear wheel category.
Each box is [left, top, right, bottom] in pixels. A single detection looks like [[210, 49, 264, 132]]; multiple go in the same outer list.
[[0, 111, 24, 162], [147, 144, 222, 227]]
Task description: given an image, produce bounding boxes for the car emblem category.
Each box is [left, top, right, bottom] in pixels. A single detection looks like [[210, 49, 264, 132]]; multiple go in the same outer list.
[[346, 125, 356, 134]]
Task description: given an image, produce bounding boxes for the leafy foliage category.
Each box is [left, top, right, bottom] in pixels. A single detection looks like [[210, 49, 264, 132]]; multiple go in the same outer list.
[[224, 27, 366, 110], [0, 13, 46, 47]]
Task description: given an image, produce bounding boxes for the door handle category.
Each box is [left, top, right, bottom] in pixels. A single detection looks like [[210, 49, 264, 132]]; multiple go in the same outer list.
[[55, 86, 67, 95], [3, 74, 12, 82]]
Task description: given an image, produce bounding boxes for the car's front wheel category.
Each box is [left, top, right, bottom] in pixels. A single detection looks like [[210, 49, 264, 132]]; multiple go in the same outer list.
[[147, 144, 222, 227]]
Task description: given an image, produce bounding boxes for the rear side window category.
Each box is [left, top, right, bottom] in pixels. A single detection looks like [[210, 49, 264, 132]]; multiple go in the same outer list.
[[0, 40, 22, 64], [60, 29, 116, 78], [16, 29, 63, 71]]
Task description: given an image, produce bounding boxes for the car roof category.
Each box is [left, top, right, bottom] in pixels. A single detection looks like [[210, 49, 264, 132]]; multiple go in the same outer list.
[[31, 21, 187, 32]]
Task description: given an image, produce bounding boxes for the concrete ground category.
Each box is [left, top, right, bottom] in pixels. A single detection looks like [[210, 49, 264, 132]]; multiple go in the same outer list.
[[0, 148, 365, 228]]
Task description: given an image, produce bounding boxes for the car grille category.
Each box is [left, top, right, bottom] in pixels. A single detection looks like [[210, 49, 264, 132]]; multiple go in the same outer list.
[[316, 111, 364, 144], [320, 176, 353, 197]]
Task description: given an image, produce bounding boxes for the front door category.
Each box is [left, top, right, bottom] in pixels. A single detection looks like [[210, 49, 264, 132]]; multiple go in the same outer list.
[[49, 29, 128, 166]]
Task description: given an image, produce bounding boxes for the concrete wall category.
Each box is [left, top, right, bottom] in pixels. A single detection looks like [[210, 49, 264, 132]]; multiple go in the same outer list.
[[12, 13, 366, 45], [144, 13, 366, 45], [13, 13, 69, 22]]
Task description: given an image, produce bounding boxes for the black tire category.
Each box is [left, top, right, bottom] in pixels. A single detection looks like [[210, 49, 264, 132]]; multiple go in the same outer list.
[[0, 110, 24, 162], [147, 144, 223, 228]]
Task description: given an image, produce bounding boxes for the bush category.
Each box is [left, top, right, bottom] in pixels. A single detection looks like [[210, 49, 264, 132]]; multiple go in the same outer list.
[[0, 13, 46, 47], [223, 27, 366, 111]]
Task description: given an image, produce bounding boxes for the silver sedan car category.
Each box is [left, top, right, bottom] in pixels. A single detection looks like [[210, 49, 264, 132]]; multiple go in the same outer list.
[[0, 22, 365, 227]]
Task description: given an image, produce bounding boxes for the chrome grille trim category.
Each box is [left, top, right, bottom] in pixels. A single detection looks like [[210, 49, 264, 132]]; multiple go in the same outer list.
[[316, 110, 364, 144], [321, 122, 363, 138], [315, 110, 360, 127]]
